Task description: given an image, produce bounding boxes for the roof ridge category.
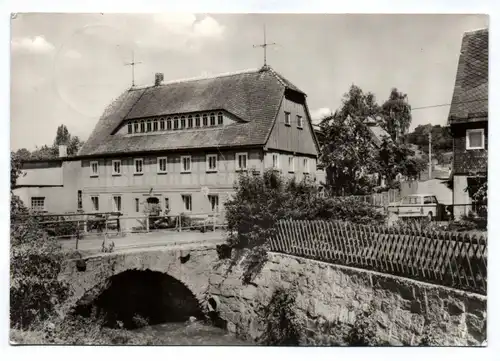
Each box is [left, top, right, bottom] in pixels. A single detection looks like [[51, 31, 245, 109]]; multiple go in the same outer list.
[[464, 27, 489, 36], [130, 68, 261, 90]]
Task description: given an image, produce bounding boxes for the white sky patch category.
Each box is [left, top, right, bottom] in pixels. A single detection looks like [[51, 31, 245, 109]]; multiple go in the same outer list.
[[311, 107, 333, 123], [193, 16, 225, 39], [64, 49, 82, 59], [11, 35, 55, 54]]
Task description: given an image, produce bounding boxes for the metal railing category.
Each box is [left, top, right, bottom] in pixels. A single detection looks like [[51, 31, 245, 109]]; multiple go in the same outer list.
[[11, 211, 227, 250]]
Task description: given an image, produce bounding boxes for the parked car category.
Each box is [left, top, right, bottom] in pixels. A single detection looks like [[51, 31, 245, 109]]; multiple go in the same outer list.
[[388, 194, 446, 221]]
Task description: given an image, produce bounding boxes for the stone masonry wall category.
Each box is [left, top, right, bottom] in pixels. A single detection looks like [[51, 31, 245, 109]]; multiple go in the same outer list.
[[206, 252, 487, 346]]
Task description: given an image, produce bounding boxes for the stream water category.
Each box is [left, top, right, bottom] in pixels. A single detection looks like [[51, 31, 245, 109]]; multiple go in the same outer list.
[[127, 321, 253, 345]]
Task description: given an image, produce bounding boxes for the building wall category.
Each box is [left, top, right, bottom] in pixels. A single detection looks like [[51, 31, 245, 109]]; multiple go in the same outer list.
[[80, 149, 264, 220], [453, 175, 471, 218], [266, 95, 319, 156], [14, 160, 83, 214], [263, 151, 317, 182], [452, 121, 488, 175]]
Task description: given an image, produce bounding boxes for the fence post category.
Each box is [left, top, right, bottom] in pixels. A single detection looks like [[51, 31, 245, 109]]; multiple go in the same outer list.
[[103, 213, 108, 248]]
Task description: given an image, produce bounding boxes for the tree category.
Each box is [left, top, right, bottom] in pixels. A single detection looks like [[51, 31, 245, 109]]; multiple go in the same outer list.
[[405, 124, 453, 164], [318, 85, 380, 196], [377, 135, 427, 185], [380, 88, 412, 141], [53, 125, 71, 147]]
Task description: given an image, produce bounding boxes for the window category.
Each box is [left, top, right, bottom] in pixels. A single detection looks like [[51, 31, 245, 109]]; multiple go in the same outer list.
[[466, 129, 485, 150], [210, 113, 216, 126], [153, 120, 159, 131], [90, 161, 99, 177], [195, 114, 201, 127], [31, 197, 45, 212], [203, 114, 208, 127], [218, 112, 224, 125], [91, 196, 99, 211], [181, 155, 192, 172], [297, 115, 303, 129], [167, 118, 172, 130], [272, 154, 280, 169], [134, 158, 144, 174], [113, 196, 122, 212], [77, 190, 82, 210], [208, 195, 219, 212], [423, 196, 435, 205], [182, 195, 192, 212], [180, 116, 186, 129], [140, 120, 145, 133], [157, 157, 168, 173], [127, 122, 133, 134], [284, 111, 291, 126], [236, 152, 248, 170], [134, 121, 139, 133], [160, 118, 165, 130], [288, 156, 295, 173], [174, 117, 179, 129], [165, 198, 170, 211], [207, 154, 218, 172], [303, 158, 309, 173], [135, 198, 140, 212], [112, 160, 121, 175], [146, 120, 152, 132], [188, 115, 193, 128]]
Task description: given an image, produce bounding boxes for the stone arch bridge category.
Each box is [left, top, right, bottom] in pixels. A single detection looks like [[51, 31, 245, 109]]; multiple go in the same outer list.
[[60, 241, 486, 346]]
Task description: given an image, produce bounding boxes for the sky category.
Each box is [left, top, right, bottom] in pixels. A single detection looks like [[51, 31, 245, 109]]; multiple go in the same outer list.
[[10, 13, 489, 151]]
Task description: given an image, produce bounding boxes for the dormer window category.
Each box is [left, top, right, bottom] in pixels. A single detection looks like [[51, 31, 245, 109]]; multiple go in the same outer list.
[[140, 120, 145, 133], [203, 114, 208, 127], [160, 117, 165, 130], [153, 120, 159, 131], [195, 114, 201, 128], [180, 116, 186, 129], [210, 113, 216, 126], [217, 112, 223, 125], [134, 121, 139, 133], [167, 118, 172, 130], [174, 117, 179, 129], [188, 115, 193, 128], [146, 120, 152, 132]]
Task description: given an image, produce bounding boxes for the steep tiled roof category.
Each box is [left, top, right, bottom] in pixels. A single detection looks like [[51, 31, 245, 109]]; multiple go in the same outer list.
[[79, 66, 305, 157], [448, 28, 488, 124]]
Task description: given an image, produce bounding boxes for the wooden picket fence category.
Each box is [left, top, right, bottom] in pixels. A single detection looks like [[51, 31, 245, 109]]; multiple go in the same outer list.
[[269, 220, 487, 295]]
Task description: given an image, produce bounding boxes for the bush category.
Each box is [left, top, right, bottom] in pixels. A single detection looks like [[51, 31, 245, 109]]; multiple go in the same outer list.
[[258, 287, 303, 346], [224, 170, 386, 282], [10, 197, 71, 330], [344, 307, 379, 346]]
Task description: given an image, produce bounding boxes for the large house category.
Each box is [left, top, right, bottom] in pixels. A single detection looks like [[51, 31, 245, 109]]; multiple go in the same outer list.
[[448, 28, 488, 217], [19, 66, 319, 228]]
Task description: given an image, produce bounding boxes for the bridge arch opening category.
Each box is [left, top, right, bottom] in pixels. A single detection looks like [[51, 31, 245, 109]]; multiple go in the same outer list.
[[73, 270, 204, 329]]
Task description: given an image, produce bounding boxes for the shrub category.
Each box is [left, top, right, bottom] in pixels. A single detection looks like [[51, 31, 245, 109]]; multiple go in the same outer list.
[[258, 287, 303, 346], [10, 197, 71, 330], [224, 170, 386, 282], [344, 307, 379, 346]]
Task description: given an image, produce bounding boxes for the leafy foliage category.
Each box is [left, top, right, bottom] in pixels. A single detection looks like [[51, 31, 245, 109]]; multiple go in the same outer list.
[[405, 124, 453, 164], [318, 85, 380, 196], [224, 170, 385, 283], [10, 213, 71, 329], [344, 307, 379, 346], [258, 287, 303, 346], [380, 88, 412, 141]]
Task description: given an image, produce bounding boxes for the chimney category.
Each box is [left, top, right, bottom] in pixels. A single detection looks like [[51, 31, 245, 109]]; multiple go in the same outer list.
[[58, 145, 67, 158], [155, 73, 164, 86]]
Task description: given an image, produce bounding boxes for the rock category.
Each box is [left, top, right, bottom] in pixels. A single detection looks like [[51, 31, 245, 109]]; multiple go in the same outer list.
[[188, 316, 197, 323]]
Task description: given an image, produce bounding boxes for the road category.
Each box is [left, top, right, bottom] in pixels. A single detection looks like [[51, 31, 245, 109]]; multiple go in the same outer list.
[[60, 229, 226, 254]]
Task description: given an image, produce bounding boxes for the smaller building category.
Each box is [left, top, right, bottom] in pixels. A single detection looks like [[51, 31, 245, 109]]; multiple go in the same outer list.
[[13, 146, 83, 214], [448, 28, 488, 217]]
